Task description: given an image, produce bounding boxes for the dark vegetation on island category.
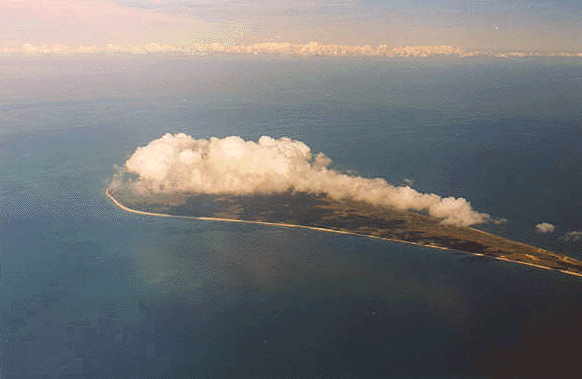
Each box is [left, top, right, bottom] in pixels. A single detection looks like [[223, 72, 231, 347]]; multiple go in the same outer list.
[[109, 187, 582, 276]]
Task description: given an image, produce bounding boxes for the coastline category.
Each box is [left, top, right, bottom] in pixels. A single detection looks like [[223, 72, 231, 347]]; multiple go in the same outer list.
[[105, 188, 582, 278]]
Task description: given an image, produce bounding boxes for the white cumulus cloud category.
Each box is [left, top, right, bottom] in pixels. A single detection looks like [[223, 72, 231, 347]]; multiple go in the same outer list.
[[536, 222, 555, 233], [119, 133, 490, 227]]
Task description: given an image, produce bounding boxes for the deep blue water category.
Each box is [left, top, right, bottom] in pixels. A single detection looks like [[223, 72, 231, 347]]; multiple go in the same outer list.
[[1, 56, 581, 378]]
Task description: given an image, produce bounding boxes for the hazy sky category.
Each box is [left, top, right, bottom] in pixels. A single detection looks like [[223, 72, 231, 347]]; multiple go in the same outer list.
[[2, 0, 581, 50]]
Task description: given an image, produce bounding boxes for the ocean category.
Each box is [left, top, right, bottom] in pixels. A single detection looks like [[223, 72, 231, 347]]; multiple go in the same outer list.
[[1, 55, 581, 378]]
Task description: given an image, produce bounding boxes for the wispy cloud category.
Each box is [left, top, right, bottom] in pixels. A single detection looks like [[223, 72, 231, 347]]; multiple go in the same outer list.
[[0, 0, 221, 45], [2, 1, 581, 50], [562, 231, 582, 242]]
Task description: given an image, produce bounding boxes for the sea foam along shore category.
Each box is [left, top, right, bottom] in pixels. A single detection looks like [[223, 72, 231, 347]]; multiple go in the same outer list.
[[105, 187, 582, 278]]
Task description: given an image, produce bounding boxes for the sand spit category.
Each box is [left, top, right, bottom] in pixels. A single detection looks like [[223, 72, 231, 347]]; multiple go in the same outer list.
[[105, 188, 582, 279]]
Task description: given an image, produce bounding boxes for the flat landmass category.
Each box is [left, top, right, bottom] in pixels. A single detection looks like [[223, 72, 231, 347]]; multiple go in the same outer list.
[[107, 187, 582, 278]]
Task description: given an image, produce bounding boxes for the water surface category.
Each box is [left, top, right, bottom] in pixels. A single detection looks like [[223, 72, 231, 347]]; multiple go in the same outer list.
[[1, 55, 581, 378]]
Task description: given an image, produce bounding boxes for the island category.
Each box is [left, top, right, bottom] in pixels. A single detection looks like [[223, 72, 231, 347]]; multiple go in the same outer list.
[[106, 187, 582, 278]]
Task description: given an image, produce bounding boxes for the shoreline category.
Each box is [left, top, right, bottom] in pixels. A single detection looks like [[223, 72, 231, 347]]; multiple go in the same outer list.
[[105, 188, 582, 279]]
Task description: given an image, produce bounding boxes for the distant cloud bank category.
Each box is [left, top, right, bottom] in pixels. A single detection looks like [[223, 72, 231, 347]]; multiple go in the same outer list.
[[2, 41, 582, 58]]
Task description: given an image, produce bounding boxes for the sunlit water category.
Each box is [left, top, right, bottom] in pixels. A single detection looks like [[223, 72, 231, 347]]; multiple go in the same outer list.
[[1, 56, 581, 378]]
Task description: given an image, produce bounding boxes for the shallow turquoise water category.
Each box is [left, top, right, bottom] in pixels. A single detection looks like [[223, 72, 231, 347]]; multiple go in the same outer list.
[[1, 56, 581, 378]]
